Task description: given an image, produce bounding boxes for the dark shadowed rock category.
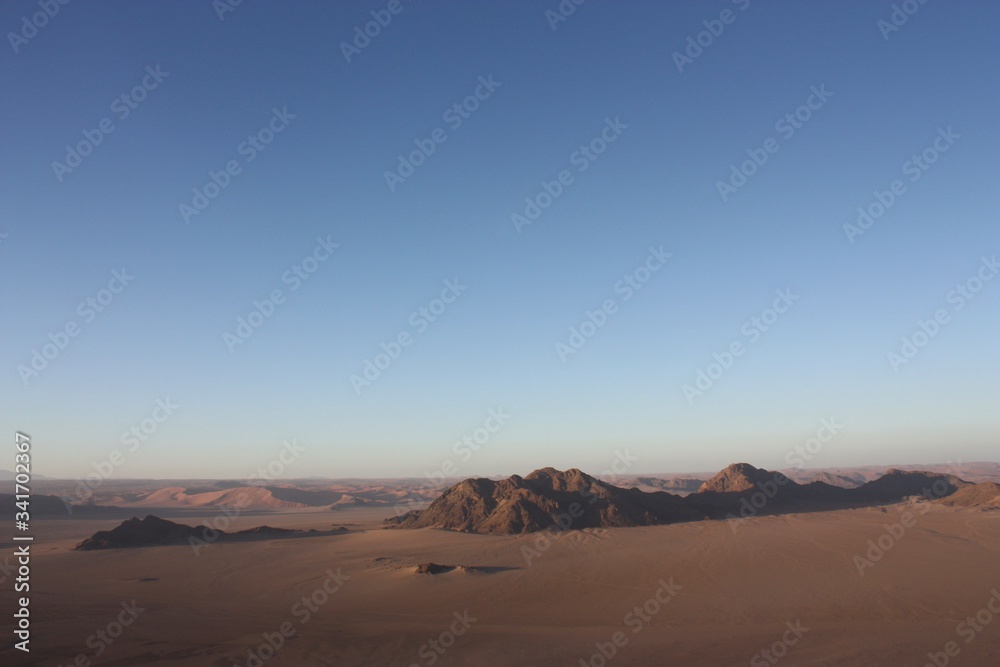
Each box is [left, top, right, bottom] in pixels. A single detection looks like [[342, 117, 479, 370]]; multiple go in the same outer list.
[[75, 515, 205, 550], [414, 563, 455, 574], [75, 515, 317, 550], [385, 467, 702, 534], [853, 469, 968, 502], [232, 525, 296, 536], [412, 563, 503, 575], [385, 464, 972, 535]]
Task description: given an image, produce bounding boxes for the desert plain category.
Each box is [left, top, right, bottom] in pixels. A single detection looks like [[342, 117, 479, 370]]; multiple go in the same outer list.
[[3, 465, 1000, 667]]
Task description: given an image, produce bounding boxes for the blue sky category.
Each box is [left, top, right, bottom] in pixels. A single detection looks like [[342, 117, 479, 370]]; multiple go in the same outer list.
[[2, 1, 998, 479]]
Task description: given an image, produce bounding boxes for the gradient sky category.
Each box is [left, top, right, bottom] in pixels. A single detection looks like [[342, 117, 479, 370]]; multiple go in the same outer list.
[[2, 1, 998, 480]]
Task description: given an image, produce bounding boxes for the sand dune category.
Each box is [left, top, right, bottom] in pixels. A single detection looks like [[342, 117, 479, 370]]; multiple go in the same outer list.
[[134, 486, 311, 509], [14, 477, 440, 511]]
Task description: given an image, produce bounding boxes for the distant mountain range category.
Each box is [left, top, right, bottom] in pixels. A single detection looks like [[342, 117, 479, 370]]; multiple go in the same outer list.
[[385, 463, 985, 535], [0, 493, 115, 516], [0, 470, 49, 481], [608, 462, 1000, 492]]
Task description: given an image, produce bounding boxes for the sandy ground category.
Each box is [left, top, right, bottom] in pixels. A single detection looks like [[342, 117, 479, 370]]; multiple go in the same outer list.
[[3, 504, 1000, 666]]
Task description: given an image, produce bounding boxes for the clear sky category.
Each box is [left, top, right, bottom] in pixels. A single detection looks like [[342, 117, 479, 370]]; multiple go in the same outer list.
[[2, 1, 998, 480]]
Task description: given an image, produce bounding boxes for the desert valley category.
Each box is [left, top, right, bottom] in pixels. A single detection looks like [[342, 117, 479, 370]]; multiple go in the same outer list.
[[6, 2, 1000, 665], [3, 462, 1000, 666]]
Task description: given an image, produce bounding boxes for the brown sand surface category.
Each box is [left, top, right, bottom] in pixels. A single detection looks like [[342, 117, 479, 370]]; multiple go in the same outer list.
[[3, 504, 1000, 666]]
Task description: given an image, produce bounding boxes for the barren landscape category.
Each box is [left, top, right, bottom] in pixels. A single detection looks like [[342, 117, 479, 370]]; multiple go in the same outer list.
[[3, 463, 1000, 666], [5, 2, 999, 665]]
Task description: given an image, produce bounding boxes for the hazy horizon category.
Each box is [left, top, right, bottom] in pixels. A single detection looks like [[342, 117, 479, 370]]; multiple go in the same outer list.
[[12, 458, 1000, 485], [8, 452, 1000, 485]]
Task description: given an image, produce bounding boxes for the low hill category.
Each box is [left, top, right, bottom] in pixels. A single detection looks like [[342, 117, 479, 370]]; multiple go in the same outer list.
[[938, 482, 1000, 507], [0, 493, 115, 516], [76, 515, 203, 549], [74, 515, 307, 550], [851, 469, 967, 502], [331, 494, 387, 508]]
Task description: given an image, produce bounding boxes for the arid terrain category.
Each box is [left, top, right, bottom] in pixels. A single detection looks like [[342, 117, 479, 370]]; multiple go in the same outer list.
[[7, 0, 997, 663], [2, 463, 1000, 666]]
